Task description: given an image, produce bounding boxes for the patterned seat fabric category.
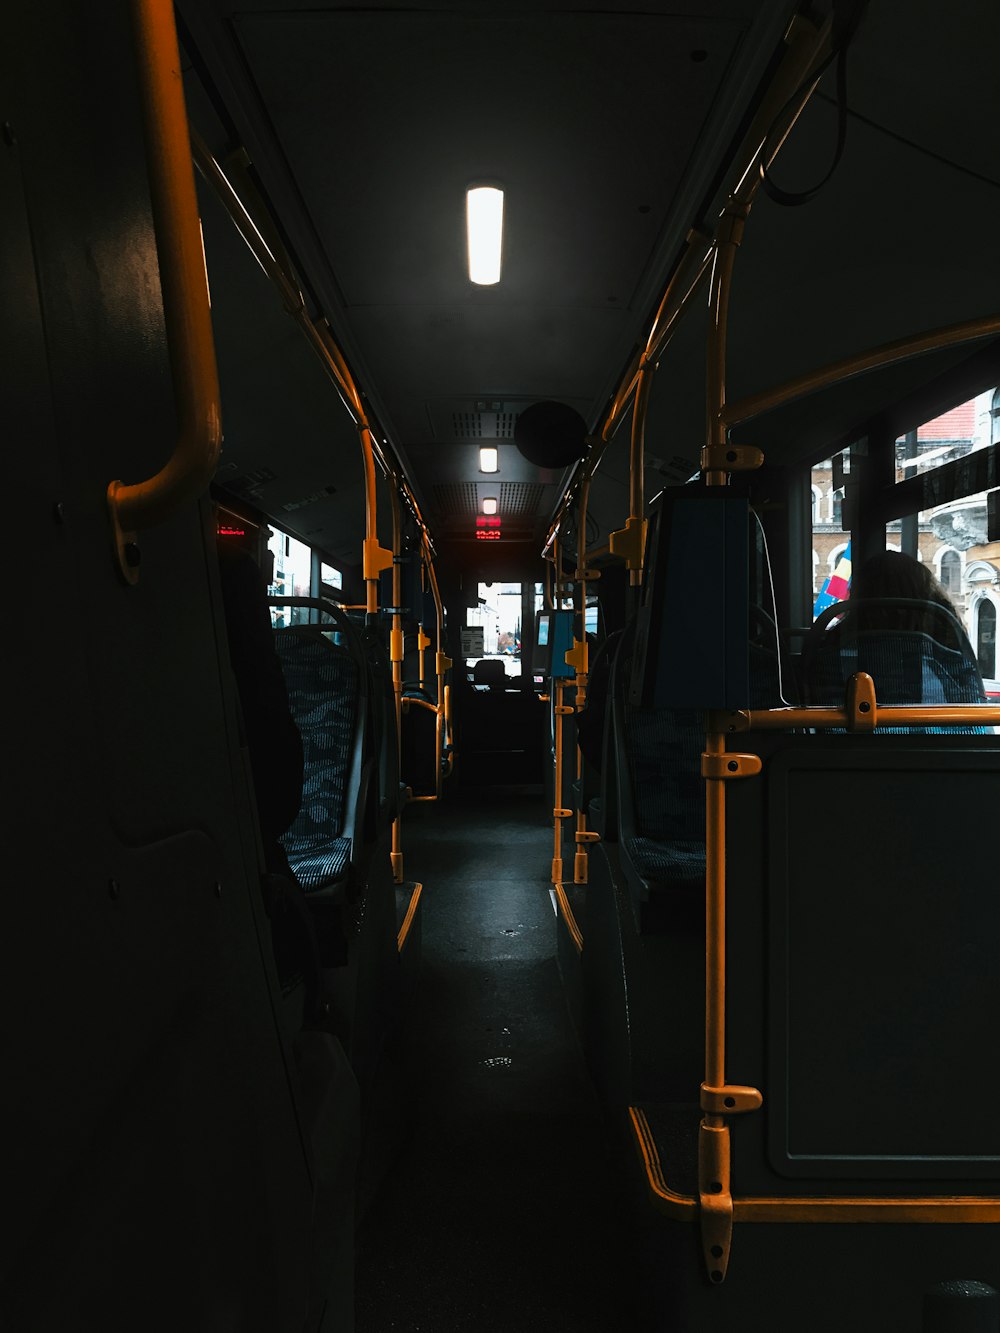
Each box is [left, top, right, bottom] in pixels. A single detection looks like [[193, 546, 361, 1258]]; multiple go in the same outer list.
[[626, 836, 706, 885], [806, 628, 987, 733], [286, 837, 352, 890], [275, 632, 359, 892]]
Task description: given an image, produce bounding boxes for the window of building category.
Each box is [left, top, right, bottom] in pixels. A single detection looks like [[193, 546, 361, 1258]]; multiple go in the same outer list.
[[977, 599, 997, 680], [939, 549, 961, 596]]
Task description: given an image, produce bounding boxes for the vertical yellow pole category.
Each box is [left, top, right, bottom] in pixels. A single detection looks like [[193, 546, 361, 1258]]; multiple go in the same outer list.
[[551, 533, 565, 884], [696, 201, 750, 1284], [573, 476, 592, 884], [426, 546, 450, 798], [552, 678, 565, 885], [418, 558, 428, 692], [389, 483, 405, 883]]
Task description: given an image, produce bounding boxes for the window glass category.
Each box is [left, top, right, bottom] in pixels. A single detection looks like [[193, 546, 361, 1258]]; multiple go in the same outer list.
[[890, 387, 999, 657], [466, 582, 522, 680], [320, 561, 342, 591], [811, 449, 851, 618], [267, 527, 312, 627]]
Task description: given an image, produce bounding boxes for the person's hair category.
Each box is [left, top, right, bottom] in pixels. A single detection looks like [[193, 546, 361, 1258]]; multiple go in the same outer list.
[[850, 550, 959, 642]]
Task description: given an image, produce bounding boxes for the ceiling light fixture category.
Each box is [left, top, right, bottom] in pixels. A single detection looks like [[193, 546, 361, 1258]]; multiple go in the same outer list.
[[467, 185, 504, 285], [479, 446, 498, 473], [482, 497, 498, 515]]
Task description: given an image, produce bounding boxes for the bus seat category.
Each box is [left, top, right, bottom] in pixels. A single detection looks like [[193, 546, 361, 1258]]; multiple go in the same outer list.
[[275, 629, 365, 926], [611, 611, 789, 927], [472, 658, 507, 692], [802, 598, 986, 730]]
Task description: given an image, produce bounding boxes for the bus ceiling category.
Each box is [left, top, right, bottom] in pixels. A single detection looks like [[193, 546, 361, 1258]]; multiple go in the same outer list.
[[178, 0, 1000, 567]]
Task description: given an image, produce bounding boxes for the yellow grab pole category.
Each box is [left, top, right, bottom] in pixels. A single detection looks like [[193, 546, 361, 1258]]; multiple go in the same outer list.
[[698, 134, 743, 1286], [389, 482, 405, 882], [109, 0, 222, 582], [551, 678, 567, 885], [425, 543, 451, 796], [572, 477, 593, 884]]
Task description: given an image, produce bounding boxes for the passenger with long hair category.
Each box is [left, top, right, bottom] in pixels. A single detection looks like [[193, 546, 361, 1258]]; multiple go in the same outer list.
[[849, 550, 964, 646]]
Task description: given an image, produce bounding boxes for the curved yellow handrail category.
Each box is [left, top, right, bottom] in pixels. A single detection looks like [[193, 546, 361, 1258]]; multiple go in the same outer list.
[[108, 0, 222, 581], [720, 313, 1000, 428]]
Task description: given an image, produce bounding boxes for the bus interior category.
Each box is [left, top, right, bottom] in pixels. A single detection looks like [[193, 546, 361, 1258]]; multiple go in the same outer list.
[[6, 0, 1000, 1329]]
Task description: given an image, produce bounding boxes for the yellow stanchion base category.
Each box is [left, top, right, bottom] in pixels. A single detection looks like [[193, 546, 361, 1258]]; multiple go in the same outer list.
[[390, 851, 404, 884], [574, 851, 589, 883], [551, 857, 563, 884]]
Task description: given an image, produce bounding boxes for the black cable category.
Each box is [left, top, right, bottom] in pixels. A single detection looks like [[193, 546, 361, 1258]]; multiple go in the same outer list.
[[759, 0, 870, 207], [815, 92, 1000, 191]]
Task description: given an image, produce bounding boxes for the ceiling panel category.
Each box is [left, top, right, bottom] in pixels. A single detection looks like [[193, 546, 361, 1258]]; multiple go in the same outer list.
[[233, 10, 743, 312]]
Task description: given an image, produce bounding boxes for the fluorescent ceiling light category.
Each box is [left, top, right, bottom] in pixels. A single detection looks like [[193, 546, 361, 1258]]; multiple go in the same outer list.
[[479, 446, 499, 473], [482, 497, 498, 515], [467, 186, 504, 285]]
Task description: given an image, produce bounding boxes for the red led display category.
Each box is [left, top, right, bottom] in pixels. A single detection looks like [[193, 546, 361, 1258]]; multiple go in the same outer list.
[[475, 515, 502, 529], [475, 530, 501, 541], [217, 524, 247, 537]]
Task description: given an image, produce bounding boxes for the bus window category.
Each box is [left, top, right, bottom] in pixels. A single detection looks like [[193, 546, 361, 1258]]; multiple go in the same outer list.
[[812, 449, 851, 618], [888, 386, 999, 657], [267, 526, 312, 626], [320, 560, 342, 592], [465, 582, 523, 680]]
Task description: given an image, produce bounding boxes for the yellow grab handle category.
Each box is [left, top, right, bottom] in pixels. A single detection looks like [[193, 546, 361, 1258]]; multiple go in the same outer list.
[[108, 0, 222, 582]]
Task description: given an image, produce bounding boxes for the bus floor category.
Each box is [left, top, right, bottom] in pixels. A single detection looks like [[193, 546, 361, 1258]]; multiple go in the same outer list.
[[354, 783, 655, 1332]]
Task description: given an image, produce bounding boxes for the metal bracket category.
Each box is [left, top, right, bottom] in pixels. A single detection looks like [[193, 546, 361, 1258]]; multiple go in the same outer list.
[[846, 672, 877, 731], [575, 830, 600, 845], [417, 629, 431, 651], [553, 808, 573, 820], [698, 1122, 733, 1283], [701, 1083, 763, 1115], [436, 652, 452, 674], [608, 515, 647, 570], [573, 568, 601, 581], [554, 705, 574, 716], [700, 444, 764, 473], [701, 752, 762, 779], [707, 709, 751, 734], [564, 639, 589, 674], [108, 482, 141, 586], [363, 536, 394, 580], [390, 625, 404, 663]]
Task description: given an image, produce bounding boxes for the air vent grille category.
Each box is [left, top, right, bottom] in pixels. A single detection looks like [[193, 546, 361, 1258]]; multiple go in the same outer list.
[[500, 482, 544, 517], [219, 466, 277, 497], [432, 482, 479, 518], [451, 410, 519, 440]]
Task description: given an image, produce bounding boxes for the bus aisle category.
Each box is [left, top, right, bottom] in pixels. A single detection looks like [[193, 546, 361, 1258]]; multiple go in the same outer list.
[[355, 785, 652, 1332]]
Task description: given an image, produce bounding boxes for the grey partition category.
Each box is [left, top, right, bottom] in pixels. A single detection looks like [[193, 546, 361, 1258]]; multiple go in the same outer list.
[[724, 730, 1000, 1195]]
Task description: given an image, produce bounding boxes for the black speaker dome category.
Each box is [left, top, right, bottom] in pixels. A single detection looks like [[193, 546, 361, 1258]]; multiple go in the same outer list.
[[514, 401, 587, 468]]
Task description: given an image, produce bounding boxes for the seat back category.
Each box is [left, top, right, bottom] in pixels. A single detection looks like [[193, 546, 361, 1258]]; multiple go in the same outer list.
[[473, 658, 507, 692], [275, 630, 364, 864], [803, 598, 985, 728]]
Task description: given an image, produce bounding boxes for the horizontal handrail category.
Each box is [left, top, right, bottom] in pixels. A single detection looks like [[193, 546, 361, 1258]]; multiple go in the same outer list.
[[723, 704, 1000, 731], [108, 0, 222, 581], [721, 313, 1000, 428]]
